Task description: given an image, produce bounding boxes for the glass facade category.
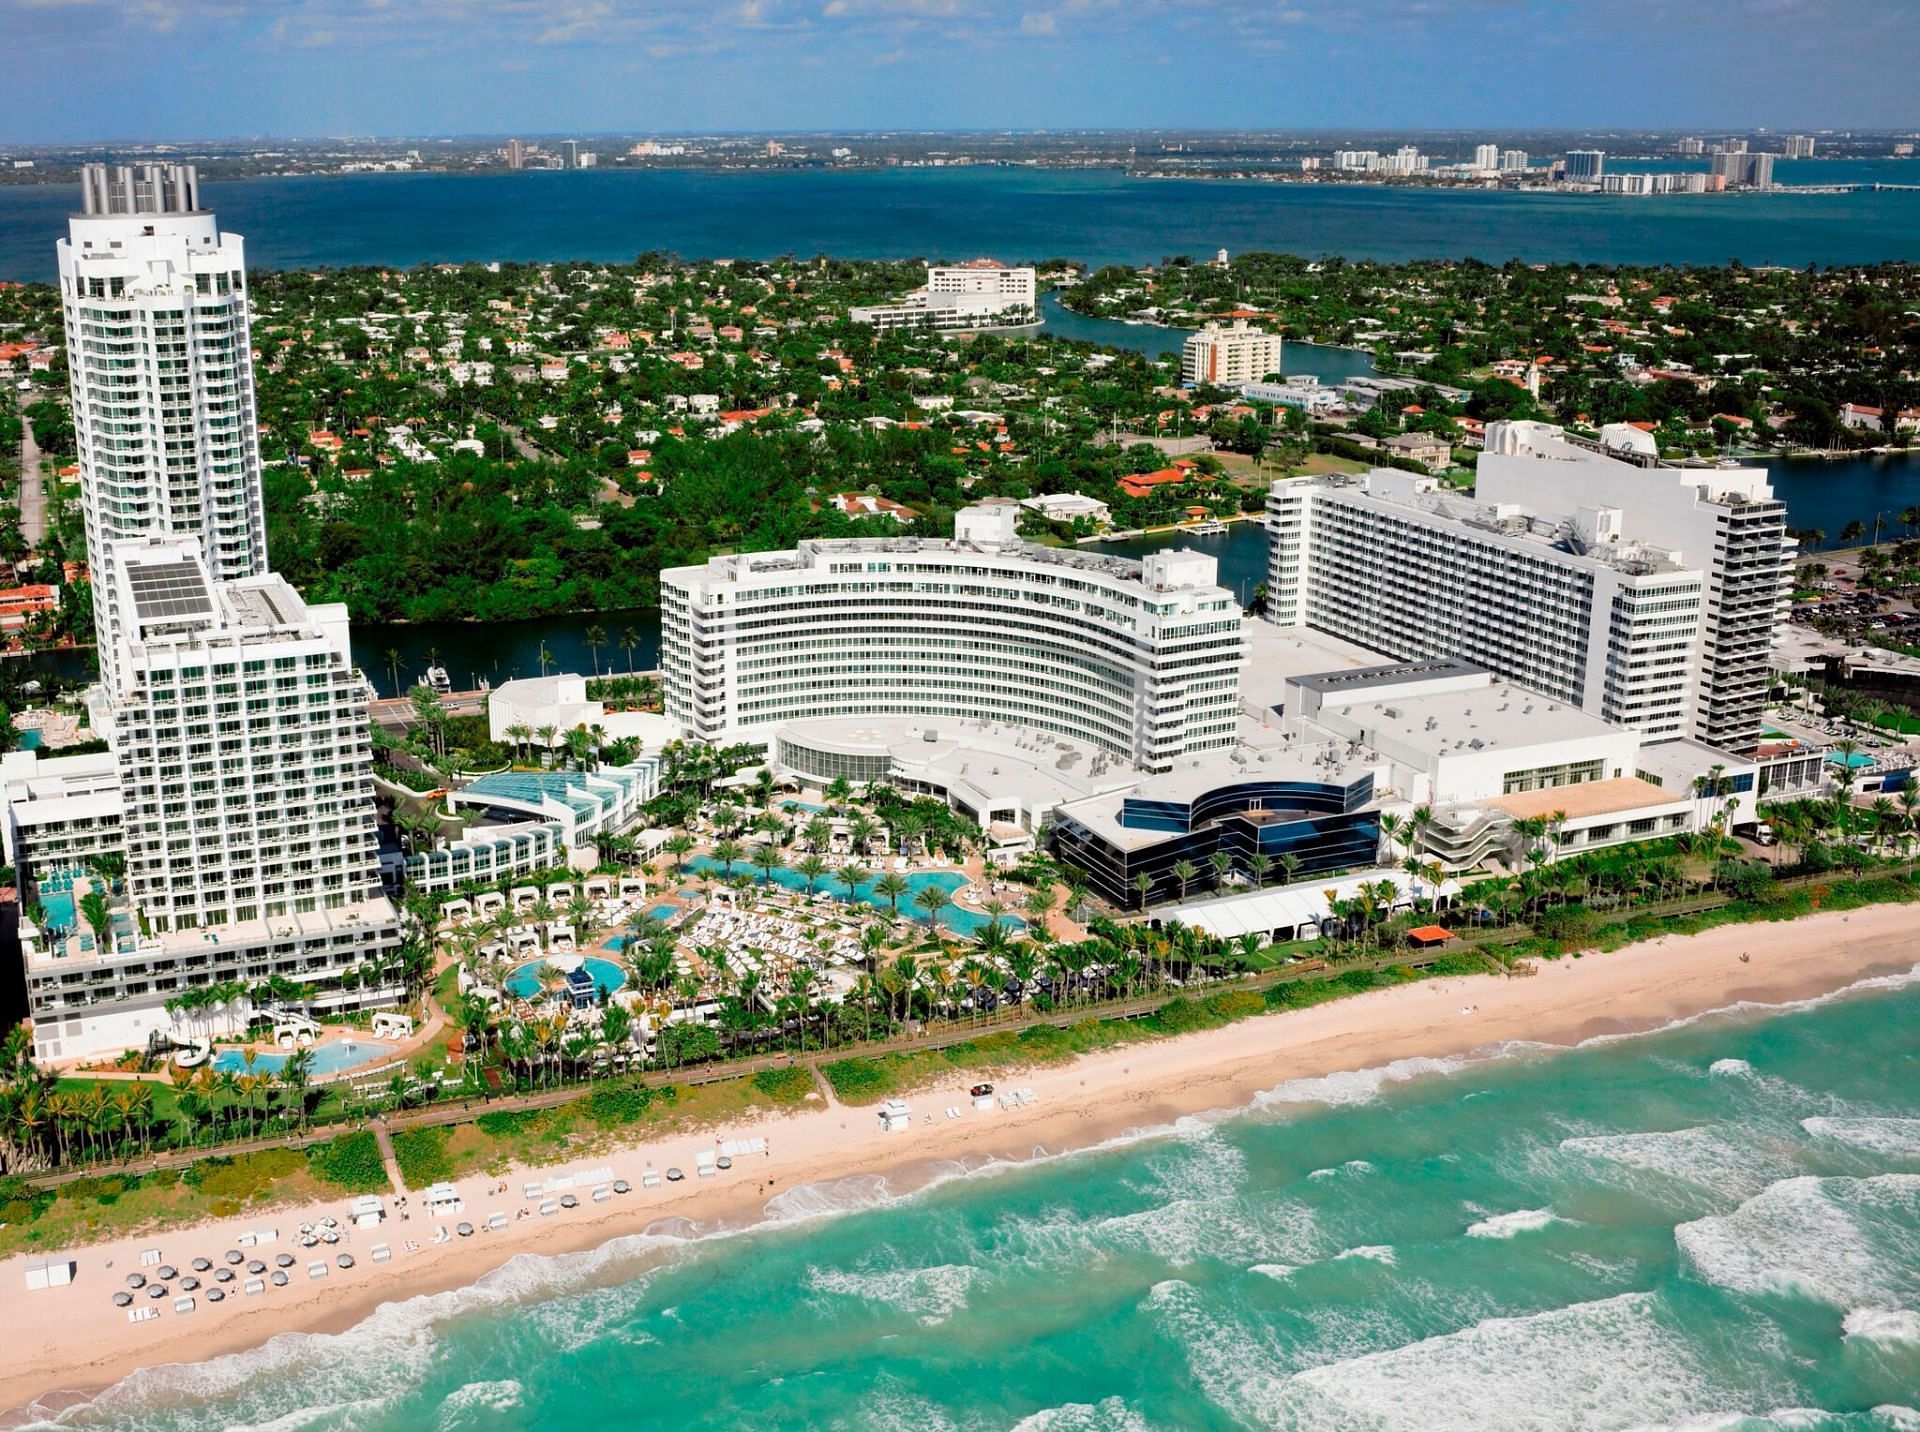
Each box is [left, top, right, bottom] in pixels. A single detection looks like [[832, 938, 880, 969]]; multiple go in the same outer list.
[[1052, 774, 1379, 909]]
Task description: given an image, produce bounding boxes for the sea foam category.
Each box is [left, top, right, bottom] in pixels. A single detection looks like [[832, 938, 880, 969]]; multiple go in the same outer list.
[[1465, 1208, 1561, 1239]]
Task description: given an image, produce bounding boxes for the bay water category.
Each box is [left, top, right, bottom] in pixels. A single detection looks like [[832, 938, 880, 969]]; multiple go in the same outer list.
[[34, 968, 1920, 1430]]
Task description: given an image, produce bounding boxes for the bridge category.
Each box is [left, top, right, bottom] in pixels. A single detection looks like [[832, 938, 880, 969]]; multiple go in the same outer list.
[[371, 688, 489, 730]]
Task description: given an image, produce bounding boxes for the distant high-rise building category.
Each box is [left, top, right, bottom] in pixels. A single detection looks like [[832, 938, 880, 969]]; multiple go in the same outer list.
[[1716, 138, 1748, 155], [507, 138, 525, 170], [1783, 135, 1816, 159], [1677, 137, 1706, 156], [563, 139, 580, 170], [1563, 149, 1605, 180], [57, 164, 267, 692], [1500, 149, 1529, 171], [1711, 151, 1775, 189], [1473, 143, 1500, 171]]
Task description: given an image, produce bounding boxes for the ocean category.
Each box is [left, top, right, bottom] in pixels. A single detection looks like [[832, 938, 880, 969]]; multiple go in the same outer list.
[[5, 163, 1920, 282], [35, 969, 1920, 1431]]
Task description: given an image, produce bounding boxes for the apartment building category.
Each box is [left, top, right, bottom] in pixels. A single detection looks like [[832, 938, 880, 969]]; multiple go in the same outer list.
[[849, 260, 1038, 332], [1181, 319, 1283, 387]]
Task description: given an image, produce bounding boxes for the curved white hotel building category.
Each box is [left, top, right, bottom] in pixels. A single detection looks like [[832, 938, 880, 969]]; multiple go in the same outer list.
[[661, 504, 1245, 775]]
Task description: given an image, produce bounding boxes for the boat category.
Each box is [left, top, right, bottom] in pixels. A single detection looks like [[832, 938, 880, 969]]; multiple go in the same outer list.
[[424, 664, 453, 694], [1187, 520, 1228, 535]]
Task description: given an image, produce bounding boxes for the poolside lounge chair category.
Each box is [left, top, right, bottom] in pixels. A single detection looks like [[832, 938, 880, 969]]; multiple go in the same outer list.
[[642, 1171, 662, 1189]]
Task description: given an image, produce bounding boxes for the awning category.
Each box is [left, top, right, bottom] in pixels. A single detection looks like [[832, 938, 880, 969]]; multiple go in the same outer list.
[[1406, 925, 1453, 947]]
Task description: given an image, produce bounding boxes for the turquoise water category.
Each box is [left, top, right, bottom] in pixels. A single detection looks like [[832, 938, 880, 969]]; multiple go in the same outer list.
[[209, 1040, 395, 1077], [683, 858, 1023, 937], [1830, 752, 1879, 771], [503, 957, 628, 1001], [45, 965, 1920, 1430]]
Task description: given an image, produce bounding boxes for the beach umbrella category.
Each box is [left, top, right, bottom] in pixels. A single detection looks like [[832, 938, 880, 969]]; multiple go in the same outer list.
[[125, 1273, 146, 1288], [156, 1266, 178, 1281], [191, 1258, 212, 1272], [112, 1292, 133, 1308], [456, 1223, 474, 1237], [224, 1250, 243, 1265], [337, 1254, 356, 1269], [270, 1271, 289, 1287], [180, 1277, 201, 1292], [247, 1260, 266, 1275], [147, 1284, 168, 1299], [613, 1180, 631, 1195], [215, 1268, 235, 1283], [274, 1253, 294, 1268], [560, 1194, 578, 1209], [206, 1288, 225, 1303]]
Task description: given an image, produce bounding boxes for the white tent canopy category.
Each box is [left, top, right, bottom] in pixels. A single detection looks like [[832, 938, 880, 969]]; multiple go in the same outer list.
[[1159, 867, 1460, 941]]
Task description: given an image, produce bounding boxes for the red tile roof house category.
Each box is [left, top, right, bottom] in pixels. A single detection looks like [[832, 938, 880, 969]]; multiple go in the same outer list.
[[1840, 403, 1884, 432], [1119, 460, 1204, 499], [827, 493, 918, 523], [0, 584, 59, 634]]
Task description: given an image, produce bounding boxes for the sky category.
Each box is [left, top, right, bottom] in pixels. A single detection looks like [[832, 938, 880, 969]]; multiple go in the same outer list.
[[0, 0, 1914, 144]]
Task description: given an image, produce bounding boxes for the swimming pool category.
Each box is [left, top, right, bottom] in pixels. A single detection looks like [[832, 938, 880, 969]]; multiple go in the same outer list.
[[211, 1039, 396, 1077], [504, 956, 629, 1001], [781, 800, 828, 814], [684, 858, 1023, 937], [1827, 751, 1877, 770]]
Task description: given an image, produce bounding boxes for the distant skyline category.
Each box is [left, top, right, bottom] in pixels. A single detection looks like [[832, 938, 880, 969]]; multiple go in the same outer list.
[[0, 0, 1914, 145]]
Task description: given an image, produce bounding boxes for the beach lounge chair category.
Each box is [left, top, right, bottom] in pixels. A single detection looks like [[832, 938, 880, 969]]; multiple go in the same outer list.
[[539, 1200, 559, 1217], [487, 1212, 509, 1231], [173, 1297, 196, 1314], [308, 1261, 329, 1279], [1017, 1087, 1037, 1105], [370, 1244, 392, 1263], [642, 1171, 662, 1189], [592, 1185, 612, 1203], [946, 1106, 962, 1120], [244, 1279, 265, 1296], [696, 1151, 717, 1179], [128, 1306, 159, 1324]]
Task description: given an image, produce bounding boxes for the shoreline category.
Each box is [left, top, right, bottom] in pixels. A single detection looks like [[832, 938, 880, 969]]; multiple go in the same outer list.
[[4, 900, 1918, 1420]]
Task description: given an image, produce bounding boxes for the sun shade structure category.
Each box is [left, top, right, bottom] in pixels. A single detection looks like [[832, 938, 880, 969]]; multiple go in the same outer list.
[[1406, 925, 1454, 947]]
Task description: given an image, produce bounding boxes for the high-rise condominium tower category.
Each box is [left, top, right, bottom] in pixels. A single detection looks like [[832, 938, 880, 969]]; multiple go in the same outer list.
[[57, 164, 267, 692]]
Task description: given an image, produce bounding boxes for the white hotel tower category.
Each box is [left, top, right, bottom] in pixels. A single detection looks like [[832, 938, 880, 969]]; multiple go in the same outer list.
[[57, 163, 268, 692], [0, 166, 402, 1061], [661, 504, 1245, 774], [1265, 421, 1791, 754]]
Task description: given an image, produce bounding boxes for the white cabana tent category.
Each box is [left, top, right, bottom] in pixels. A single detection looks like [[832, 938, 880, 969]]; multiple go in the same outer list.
[[23, 1255, 73, 1290], [1158, 867, 1460, 942]]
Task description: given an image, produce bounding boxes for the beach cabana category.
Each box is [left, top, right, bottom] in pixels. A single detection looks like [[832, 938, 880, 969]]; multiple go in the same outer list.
[[350, 1195, 385, 1228], [1406, 925, 1454, 949], [565, 965, 598, 1010], [422, 1182, 464, 1216], [22, 1255, 73, 1291]]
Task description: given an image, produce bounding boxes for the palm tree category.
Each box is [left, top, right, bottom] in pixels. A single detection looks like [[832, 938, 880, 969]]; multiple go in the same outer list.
[[584, 624, 606, 675], [794, 853, 829, 894], [1132, 871, 1155, 910], [1207, 849, 1234, 890], [535, 724, 558, 764], [619, 626, 641, 672], [506, 722, 531, 763], [913, 882, 952, 930], [538, 645, 557, 677], [1248, 851, 1274, 888], [1278, 852, 1302, 887], [840, 863, 872, 902], [1171, 859, 1198, 901], [710, 839, 743, 878], [663, 832, 695, 874], [750, 841, 783, 884], [874, 871, 910, 916], [280, 1046, 316, 1131]]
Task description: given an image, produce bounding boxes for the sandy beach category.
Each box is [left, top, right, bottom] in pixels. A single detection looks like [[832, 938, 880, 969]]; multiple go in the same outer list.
[[3, 902, 1916, 1421]]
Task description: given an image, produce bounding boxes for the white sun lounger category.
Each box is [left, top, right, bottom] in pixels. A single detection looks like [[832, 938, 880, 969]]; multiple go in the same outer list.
[[128, 1305, 160, 1324], [244, 1278, 265, 1296], [370, 1244, 392, 1263], [487, 1212, 510, 1231], [139, 1248, 162, 1266], [308, 1261, 329, 1279], [539, 1200, 559, 1217], [592, 1185, 612, 1203], [1016, 1087, 1037, 1105], [642, 1171, 662, 1189], [173, 1296, 197, 1314], [945, 1106, 962, 1120]]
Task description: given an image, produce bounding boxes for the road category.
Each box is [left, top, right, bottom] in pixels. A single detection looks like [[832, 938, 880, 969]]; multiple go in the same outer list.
[[370, 688, 488, 728], [15, 405, 47, 550]]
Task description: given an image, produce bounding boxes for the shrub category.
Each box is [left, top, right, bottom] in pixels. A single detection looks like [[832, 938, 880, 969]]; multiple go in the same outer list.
[[1533, 905, 1602, 947], [1146, 997, 1211, 1035], [750, 1066, 814, 1106], [822, 1057, 892, 1102], [476, 1109, 540, 1138], [585, 1083, 654, 1127], [307, 1132, 389, 1193], [390, 1128, 455, 1187], [183, 1149, 305, 1203]]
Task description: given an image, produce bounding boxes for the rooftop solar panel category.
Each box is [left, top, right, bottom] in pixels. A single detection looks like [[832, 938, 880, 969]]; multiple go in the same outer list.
[[125, 560, 214, 625]]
